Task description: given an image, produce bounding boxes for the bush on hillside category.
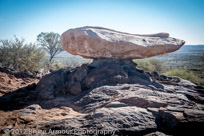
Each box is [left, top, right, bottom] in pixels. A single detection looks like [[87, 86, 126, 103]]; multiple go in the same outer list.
[[0, 37, 45, 72], [134, 58, 165, 73], [149, 58, 166, 73], [164, 69, 198, 83], [134, 60, 155, 72], [52, 60, 63, 70]]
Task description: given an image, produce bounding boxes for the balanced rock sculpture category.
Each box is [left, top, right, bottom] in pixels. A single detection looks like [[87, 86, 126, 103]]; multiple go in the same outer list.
[[2, 27, 204, 136], [61, 26, 185, 59]]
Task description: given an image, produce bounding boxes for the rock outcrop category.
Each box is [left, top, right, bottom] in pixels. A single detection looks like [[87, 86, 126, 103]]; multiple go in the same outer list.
[[36, 59, 163, 101], [0, 60, 204, 136], [0, 27, 202, 136], [61, 26, 185, 59]]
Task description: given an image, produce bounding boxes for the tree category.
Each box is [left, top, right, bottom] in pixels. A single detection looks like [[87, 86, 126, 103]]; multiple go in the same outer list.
[[37, 32, 64, 63], [149, 58, 165, 73], [0, 37, 45, 72]]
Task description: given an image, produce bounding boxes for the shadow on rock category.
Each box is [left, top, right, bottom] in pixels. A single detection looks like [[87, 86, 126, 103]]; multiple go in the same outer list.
[[0, 83, 38, 111]]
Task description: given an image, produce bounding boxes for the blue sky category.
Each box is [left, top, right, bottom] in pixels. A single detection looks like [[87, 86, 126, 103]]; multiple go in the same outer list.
[[0, 0, 204, 44]]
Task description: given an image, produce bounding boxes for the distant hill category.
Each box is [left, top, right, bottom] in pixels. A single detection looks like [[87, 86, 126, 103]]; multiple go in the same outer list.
[[155, 45, 204, 69], [175, 45, 204, 53]]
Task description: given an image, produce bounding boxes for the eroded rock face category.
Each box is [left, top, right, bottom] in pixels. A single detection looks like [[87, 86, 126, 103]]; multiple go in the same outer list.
[[61, 26, 185, 59], [35, 59, 163, 100], [37, 82, 204, 136], [0, 60, 204, 136]]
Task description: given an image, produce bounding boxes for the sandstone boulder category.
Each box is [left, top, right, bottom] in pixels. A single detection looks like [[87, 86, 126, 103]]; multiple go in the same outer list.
[[61, 26, 185, 59]]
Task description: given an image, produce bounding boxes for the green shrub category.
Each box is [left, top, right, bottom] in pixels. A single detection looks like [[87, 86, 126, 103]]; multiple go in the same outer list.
[[0, 37, 45, 72], [164, 69, 198, 83], [149, 58, 165, 73], [202, 71, 204, 77], [134, 58, 165, 73], [52, 60, 63, 70], [134, 60, 155, 72]]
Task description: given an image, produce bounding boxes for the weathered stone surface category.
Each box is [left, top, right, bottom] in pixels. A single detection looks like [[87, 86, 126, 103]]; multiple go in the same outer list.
[[34, 59, 163, 100], [61, 26, 185, 59], [36, 69, 69, 100], [18, 104, 42, 122], [0, 60, 204, 136], [88, 107, 158, 135], [37, 81, 204, 136], [144, 131, 169, 136], [69, 82, 82, 95]]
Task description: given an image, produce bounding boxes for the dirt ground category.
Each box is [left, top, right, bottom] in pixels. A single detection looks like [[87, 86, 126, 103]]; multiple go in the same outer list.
[[0, 71, 39, 97]]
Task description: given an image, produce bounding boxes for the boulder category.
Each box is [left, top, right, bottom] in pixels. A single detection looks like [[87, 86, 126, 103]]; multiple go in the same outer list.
[[61, 26, 185, 59], [36, 69, 69, 100], [34, 59, 163, 100], [81, 59, 162, 90]]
